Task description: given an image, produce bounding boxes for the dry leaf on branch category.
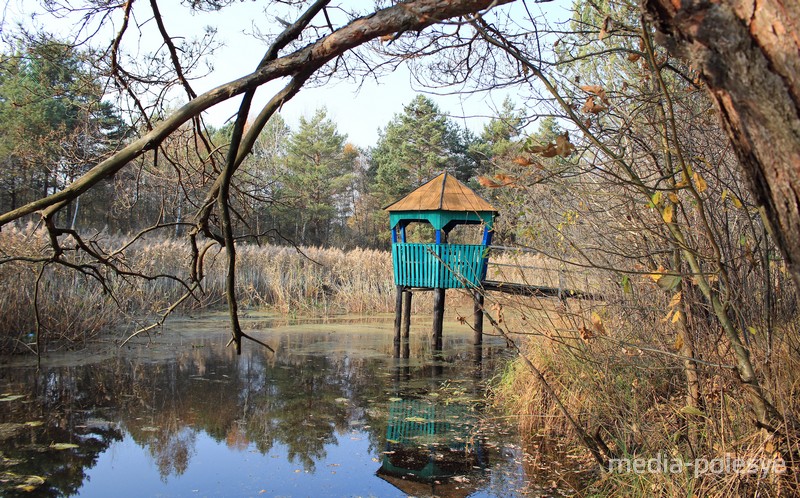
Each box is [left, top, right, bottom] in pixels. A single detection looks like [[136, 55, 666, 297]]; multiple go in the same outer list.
[[513, 156, 533, 166], [555, 133, 576, 156], [599, 15, 611, 40], [590, 312, 606, 335], [582, 95, 607, 114], [580, 84, 610, 104]]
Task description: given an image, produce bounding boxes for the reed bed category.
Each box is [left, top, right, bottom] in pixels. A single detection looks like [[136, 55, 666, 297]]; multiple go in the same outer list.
[[489, 269, 800, 496], [0, 226, 405, 352], [0, 224, 574, 354]]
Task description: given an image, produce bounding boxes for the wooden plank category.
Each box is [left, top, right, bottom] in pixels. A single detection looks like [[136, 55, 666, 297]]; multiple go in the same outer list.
[[481, 280, 603, 300]]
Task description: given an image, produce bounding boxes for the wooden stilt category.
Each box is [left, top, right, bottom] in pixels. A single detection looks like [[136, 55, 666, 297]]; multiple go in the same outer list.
[[402, 289, 412, 340], [432, 287, 445, 352], [473, 290, 484, 346], [394, 285, 403, 358]]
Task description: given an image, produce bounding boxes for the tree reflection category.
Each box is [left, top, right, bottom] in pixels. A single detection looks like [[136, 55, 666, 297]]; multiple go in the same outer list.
[[0, 329, 506, 496]]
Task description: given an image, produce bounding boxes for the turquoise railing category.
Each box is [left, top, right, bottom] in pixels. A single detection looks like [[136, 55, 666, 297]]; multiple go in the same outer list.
[[391, 243, 487, 288]]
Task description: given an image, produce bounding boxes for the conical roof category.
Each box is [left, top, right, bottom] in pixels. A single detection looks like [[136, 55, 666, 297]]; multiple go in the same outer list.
[[384, 172, 496, 213]]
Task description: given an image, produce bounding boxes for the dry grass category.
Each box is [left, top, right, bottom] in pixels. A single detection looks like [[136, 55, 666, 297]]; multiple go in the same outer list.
[[0, 225, 567, 353], [0, 225, 408, 353], [489, 274, 800, 497]]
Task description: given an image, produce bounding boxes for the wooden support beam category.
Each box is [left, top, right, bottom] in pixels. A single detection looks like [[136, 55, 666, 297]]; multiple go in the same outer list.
[[432, 287, 445, 352], [393, 285, 403, 358], [473, 291, 484, 346], [402, 289, 412, 341]]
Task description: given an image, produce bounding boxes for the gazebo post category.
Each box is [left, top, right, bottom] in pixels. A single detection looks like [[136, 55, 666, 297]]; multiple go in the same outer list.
[[432, 288, 445, 352], [393, 285, 403, 358], [473, 290, 484, 346], [402, 290, 412, 341]]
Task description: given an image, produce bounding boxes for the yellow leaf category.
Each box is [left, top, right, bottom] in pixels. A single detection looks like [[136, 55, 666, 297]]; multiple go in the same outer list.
[[50, 443, 79, 450], [662, 309, 673, 323], [680, 405, 706, 417], [648, 265, 666, 282], [693, 172, 708, 193], [674, 333, 684, 351], [668, 291, 682, 308], [721, 189, 728, 202], [748, 326, 758, 335], [651, 191, 663, 206], [591, 312, 606, 335], [668, 192, 679, 203], [672, 310, 682, 323], [662, 204, 674, 223], [731, 195, 743, 209]]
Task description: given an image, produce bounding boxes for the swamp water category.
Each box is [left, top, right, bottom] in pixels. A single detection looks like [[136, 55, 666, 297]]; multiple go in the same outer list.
[[0, 314, 565, 497]]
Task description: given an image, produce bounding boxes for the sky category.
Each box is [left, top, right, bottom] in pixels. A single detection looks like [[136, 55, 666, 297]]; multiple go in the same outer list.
[[3, 0, 569, 148]]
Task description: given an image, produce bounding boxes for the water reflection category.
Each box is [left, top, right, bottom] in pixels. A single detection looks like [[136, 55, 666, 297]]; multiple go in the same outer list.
[[0, 317, 526, 497], [377, 399, 488, 497]]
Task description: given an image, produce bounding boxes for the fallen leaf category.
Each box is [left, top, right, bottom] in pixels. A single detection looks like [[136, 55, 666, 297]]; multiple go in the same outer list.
[[627, 52, 641, 62], [657, 274, 682, 290], [680, 405, 706, 417], [50, 443, 79, 450]]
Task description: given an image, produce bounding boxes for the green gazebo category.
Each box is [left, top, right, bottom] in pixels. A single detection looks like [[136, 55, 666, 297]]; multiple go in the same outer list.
[[384, 172, 497, 353], [385, 172, 497, 288]]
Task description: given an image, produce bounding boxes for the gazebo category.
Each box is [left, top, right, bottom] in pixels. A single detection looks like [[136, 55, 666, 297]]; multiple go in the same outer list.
[[384, 172, 497, 353]]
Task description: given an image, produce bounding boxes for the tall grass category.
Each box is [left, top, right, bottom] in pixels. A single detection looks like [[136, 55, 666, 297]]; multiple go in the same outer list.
[[489, 271, 800, 496], [0, 226, 407, 352], [1, 225, 557, 353]]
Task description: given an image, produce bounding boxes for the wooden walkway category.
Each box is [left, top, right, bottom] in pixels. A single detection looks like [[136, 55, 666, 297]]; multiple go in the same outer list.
[[481, 280, 603, 300]]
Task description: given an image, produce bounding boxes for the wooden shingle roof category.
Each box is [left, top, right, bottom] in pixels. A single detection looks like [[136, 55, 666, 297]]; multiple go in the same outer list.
[[384, 172, 497, 213]]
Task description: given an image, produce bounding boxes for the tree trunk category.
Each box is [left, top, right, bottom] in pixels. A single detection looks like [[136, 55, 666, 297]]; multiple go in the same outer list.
[[643, 0, 800, 287]]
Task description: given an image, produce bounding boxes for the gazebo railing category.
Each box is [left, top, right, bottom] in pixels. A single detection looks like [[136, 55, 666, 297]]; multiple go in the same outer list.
[[391, 243, 487, 288]]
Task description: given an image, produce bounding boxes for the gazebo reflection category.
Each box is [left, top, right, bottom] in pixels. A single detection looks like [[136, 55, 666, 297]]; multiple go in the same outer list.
[[376, 398, 487, 497]]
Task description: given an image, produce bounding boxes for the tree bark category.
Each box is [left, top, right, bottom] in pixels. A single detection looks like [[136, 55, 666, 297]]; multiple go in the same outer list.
[[643, 0, 800, 286]]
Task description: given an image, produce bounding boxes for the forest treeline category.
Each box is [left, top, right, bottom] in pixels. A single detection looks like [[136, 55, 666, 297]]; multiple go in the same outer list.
[[0, 37, 522, 249], [1, 0, 799, 494]]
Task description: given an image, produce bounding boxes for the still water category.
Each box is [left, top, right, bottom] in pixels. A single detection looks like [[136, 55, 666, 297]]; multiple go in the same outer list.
[[0, 315, 543, 497]]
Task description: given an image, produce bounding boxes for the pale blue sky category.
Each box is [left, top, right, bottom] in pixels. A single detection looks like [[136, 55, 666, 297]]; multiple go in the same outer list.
[[5, 0, 569, 148]]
